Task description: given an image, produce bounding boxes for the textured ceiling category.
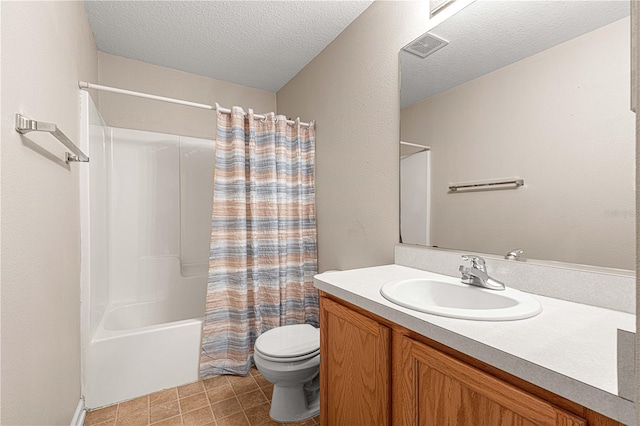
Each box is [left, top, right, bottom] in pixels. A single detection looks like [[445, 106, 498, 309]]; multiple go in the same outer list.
[[84, 1, 374, 92], [401, 0, 630, 108]]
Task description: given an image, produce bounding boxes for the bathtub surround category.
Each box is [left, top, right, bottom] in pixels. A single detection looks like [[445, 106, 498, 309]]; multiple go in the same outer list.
[[1, 2, 99, 424], [80, 92, 213, 408], [201, 107, 318, 377]]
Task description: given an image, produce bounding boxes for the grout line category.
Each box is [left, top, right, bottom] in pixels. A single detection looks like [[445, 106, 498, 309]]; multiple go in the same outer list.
[[203, 378, 217, 425], [257, 385, 268, 404], [177, 387, 185, 426], [227, 375, 243, 423], [239, 377, 253, 426]]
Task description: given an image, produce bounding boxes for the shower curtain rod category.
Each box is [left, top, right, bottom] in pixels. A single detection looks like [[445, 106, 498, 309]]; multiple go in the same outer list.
[[78, 81, 311, 127]]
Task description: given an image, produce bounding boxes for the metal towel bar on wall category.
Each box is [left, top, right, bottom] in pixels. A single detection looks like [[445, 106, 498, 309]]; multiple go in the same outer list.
[[15, 113, 89, 163], [449, 178, 524, 192]]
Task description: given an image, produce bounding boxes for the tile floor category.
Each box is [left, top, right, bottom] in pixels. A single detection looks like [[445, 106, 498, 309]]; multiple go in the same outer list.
[[84, 367, 320, 426]]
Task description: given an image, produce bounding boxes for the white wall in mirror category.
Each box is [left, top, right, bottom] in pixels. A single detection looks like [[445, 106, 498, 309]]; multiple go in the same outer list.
[[401, 147, 431, 245], [400, 1, 635, 270]]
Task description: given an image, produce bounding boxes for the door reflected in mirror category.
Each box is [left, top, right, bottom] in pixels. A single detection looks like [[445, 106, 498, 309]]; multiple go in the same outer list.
[[400, 0, 634, 270]]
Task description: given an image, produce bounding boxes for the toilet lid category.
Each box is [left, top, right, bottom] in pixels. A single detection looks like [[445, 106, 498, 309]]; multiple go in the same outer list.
[[255, 324, 320, 359]]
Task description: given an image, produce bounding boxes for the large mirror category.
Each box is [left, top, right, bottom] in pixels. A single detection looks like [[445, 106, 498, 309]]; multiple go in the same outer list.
[[400, 0, 634, 270]]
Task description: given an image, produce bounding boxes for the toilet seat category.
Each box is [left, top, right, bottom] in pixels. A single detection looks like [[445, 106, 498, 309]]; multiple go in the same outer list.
[[254, 324, 319, 363], [255, 348, 320, 363]]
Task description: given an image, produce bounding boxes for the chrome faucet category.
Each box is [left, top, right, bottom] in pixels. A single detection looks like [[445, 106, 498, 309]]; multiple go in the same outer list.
[[504, 248, 524, 261], [459, 255, 505, 291]]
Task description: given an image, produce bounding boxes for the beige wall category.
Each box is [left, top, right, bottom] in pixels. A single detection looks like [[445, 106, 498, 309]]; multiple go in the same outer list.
[[276, 1, 436, 272], [97, 52, 277, 140], [1, 2, 98, 424], [401, 18, 635, 270], [634, 3, 640, 424]]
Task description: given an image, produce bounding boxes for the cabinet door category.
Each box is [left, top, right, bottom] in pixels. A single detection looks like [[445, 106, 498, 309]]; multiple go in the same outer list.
[[395, 335, 586, 426], [320, 297, 390, 426]]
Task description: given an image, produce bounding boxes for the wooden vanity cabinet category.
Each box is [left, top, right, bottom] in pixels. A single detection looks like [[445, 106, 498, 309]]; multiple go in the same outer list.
[[319, 296, 390, 425], [319, 294, 622, 426], [395, 335, 585, 425]]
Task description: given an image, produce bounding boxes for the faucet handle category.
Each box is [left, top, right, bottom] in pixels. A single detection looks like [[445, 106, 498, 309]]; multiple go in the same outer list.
[[461, 255, 486, 271], [505, 248, 524, 260]]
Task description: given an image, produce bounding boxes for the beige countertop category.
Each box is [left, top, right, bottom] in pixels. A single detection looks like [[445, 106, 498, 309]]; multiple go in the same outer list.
[[314, 264, 635, 425]]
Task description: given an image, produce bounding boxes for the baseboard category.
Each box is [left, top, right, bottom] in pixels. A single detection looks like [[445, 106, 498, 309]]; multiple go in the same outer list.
[[70, 398, 86, 426]]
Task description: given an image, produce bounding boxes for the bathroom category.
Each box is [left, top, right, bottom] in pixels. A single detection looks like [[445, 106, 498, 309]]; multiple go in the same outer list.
[[1, 0, 637, 425]]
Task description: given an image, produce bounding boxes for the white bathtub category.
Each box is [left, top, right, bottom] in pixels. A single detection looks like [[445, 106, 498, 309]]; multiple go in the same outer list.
[[85, 300, 204, 408], [83, 260, 207, 409]]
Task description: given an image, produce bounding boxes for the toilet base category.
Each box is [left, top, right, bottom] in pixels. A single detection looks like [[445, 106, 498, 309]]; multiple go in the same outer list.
[[269, 378, 320, 423]]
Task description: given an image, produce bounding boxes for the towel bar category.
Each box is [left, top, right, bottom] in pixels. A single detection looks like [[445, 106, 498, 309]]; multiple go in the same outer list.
[[15, 113, 89, 163], [449, 178, 524, 192]]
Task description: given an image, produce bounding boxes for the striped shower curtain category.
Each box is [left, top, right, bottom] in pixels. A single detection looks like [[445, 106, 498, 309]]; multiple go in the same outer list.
[[200, 105, 318, 377]]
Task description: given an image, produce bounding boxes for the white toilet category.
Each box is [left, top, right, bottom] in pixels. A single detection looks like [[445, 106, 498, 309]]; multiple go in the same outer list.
[[253, 324, 320, 423]]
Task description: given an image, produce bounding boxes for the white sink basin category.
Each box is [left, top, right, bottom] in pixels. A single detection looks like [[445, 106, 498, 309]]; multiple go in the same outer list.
[[380, 277, 542, 321]]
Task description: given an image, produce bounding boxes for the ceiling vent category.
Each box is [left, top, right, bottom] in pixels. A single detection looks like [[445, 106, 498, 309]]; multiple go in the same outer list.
[[403, 33, 448, 58]]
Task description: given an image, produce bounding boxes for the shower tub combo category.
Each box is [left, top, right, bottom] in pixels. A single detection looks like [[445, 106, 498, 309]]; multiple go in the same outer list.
[[80, 91, 214, 408]]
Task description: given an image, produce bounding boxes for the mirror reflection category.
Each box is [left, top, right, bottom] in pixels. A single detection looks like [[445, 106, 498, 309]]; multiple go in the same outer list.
[[400, 0, 635, 270]]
